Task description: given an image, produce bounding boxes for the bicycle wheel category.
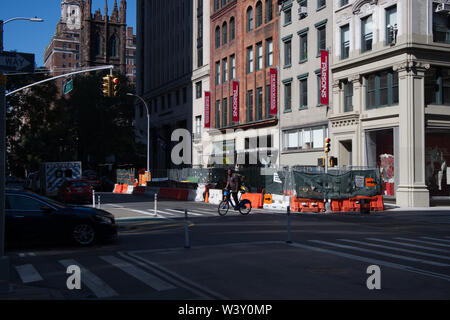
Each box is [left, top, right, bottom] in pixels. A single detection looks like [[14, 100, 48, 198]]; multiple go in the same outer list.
[[239, 201, 252, 215], [218, 200, 229, 216]]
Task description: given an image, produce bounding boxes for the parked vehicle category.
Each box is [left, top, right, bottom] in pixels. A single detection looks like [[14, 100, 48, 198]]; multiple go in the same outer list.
[[82, 170, 101, 190], [58, 179, 94, 204], [40, 162, 82, 196], [4, 190, 118, 246]]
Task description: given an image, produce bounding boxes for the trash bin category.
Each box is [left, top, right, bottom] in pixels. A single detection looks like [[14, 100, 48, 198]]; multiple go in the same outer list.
[[359, 199, 370, 214]]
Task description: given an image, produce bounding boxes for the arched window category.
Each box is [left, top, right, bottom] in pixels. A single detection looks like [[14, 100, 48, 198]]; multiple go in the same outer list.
[[256, 1, 263, 28], [109, 35, 118, 57], [215, 26, 220, 48], [230, 17, 235, 40], [222, 22, 228, 45], [94, 33, 102, 56], [247, 7, 253, 32]]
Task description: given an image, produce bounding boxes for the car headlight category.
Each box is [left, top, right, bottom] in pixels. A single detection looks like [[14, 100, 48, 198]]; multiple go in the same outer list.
[[95, 215, 113, 224]]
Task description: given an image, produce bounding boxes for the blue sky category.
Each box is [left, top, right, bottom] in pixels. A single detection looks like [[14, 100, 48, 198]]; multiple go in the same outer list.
[[1, 0, 136, 67]]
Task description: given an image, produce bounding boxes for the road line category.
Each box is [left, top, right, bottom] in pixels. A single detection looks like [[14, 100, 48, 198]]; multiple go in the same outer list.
[[338, 239, 450, 261], [166, 209, 203, 216], [288, 242, 450, 282], [395, 237, 450, 248], [59, 259, 118, 298], [367, 238, 450, 253], [100, 256, 176, 291], [421, 237, 450, 244], [309, 240, 450, 267], [15, 264, 43, 283]]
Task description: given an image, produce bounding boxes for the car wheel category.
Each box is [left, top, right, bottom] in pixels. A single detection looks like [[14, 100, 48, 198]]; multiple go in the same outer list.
[[72, 223, 96, 246]]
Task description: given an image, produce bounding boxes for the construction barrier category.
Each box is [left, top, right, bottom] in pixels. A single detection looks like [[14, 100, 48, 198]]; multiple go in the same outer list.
[[125, 185, 134, 194], [113, 184, 123, 194], [333, 195, 384, 212], [121, 184, 129, 194], [195, 184, 206, 202], [207, 189, 223, 205], [263, 194, 273, 204], [290, 197, 325, 213], [240, 193, 263, 209], [157, 188, 190, 201]]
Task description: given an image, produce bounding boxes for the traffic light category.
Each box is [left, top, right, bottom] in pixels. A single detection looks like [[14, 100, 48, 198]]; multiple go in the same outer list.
[[318, 156, 326, 167], [324, 137, 331, 154], [329, 156, 338, 167], [112, 77, 120, 97], [102, 75, 112, 97]]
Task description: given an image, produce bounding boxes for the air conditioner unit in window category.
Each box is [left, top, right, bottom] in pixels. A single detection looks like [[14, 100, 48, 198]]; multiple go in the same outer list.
[[436, 3, 450, 13], [298, 6, 307, 18], [387, 24, 398, 45]]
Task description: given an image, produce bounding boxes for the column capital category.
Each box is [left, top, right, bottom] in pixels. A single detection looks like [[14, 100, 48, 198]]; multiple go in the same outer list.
[[348, 74, 361, 84], [332, 80, 341, 89], [393, 61, 430, 73]]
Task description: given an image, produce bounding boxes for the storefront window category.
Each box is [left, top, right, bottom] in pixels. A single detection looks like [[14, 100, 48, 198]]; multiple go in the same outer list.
[[425, 67, 450, 106], [426, 131, 450, 197]]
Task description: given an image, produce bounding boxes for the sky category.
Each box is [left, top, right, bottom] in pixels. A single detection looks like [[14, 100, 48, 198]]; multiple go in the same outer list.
[[1, 0, 136, 67]]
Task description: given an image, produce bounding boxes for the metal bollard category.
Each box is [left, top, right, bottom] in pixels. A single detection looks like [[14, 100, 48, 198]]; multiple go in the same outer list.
[[92, 190, 95, 208], [286, 205, 292, 244], [154, 193, 157, 216], [97, 195, 101, 209], [184, 209, 190, 249]]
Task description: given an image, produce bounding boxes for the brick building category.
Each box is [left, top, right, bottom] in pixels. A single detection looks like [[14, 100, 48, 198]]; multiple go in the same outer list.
[[208, 0, 280, 168]]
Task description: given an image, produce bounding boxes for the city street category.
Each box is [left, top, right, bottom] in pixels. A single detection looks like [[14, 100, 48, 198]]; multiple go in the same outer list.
[[2, 192, 450, 300]]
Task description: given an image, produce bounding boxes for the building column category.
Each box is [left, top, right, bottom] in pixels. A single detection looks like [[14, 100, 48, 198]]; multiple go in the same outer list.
[[394, 61, 430, 207], [349, 75, 362, 165]]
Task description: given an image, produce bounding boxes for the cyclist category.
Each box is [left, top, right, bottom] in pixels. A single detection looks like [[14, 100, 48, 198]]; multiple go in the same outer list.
[[224, 167, 240, 210]]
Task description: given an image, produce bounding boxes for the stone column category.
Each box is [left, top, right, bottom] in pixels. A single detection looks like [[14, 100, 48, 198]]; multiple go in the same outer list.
[[331, 80, 341, 114], [349, 74, 362, 165], [394, 61, 430, 207]]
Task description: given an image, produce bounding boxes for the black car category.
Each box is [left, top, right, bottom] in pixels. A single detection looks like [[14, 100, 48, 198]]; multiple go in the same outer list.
[[5, 190, 118, 246]]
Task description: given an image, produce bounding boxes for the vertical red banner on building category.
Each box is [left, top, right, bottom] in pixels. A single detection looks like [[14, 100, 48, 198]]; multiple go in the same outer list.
[[320, 50, 329, 106], [269, 68, 277, 115], [232, 81, 239, 122], [204, 91, 210, 128]]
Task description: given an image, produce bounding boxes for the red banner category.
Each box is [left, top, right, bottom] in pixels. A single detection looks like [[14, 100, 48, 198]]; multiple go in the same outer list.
[[232, 81, 239, 122], [269, 68, 277, 115], [320, 50, 329, 106], [204, 91, 210, 128]]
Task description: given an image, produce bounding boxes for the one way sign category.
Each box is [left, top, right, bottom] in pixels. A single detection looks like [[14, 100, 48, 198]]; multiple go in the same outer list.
[[0, 51, 35, 73]]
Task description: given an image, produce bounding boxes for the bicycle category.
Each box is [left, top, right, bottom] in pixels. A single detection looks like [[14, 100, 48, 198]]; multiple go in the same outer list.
[[218, 187, 252, 216]]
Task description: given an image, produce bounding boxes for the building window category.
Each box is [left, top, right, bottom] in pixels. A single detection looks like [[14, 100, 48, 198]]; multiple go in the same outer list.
[[341, 24, 350, 59], [167, 93, 172, 109], [298, 0, 307, 19], [256, 1, 263, 28], [317, 0, 326, 10], [340, 0, 348, 6], [386, 6, 397, 45], [215, 100, 221, 128], [183, 87, 187, 103], [425, 68, 450, 106], [215, 26, 220, 48], [214, 0, 220, 11], [223, 98, 228, 127], [222, 22, 228, 45], [299, 30, 308, 62], [283, 126, 328, 151], [283, 37, 292, 67], [109, 35, 118, 57], [161, 95, 165, 110], [195, 116, 202, 137], [299, 75, 308, 109], [230, 54, 236, 79], [265, 0, 273, 23], [284, 7, 292, 25], [256, 87, 263, 121], [266, 38, 273, 67], [361, 15, 373, 53], [230, 17, 235, 40], [316, 72, 321, 105], [316, 23, 326, 55], [283, 80, 292, 112], [176, 90, 180, 105], [197, 48, 203, 67], [222, 58, 228, 83], [195, 81, 202, 99], [247, 6, 254, 32], [433, 3, 450, 44], [256, 42, 263, 71], [229, 96, 234, 124], [63, 53, 66, 59], [365, 70, 399, 109], [247, 90, 254, 122], [344, 81, 353, 112], [216, 61, 221, 85], [247, 46, 254, 74]]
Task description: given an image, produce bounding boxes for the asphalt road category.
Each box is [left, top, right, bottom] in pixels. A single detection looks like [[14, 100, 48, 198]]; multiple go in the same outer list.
[[3, 192, 450, 300]]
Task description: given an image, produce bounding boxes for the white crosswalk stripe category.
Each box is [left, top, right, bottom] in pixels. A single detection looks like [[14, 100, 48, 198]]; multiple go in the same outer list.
[[100, 256, 176, 291], [15, 264, 43, 284], [367, 238, 450, 253], [420, 237, 450, 244], [59, 259, 118, 298], [308, 240, 450, 267], [166, 209, 203, 216], [395, 237, 450, 248]]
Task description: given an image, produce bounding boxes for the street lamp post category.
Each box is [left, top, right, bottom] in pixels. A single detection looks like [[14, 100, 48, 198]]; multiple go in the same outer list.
[[127, 93, 150, 174], [0, 16, 43, 294]]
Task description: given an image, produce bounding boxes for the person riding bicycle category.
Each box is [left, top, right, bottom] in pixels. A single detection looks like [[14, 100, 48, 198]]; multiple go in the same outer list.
[[224, 167, 240, 210]]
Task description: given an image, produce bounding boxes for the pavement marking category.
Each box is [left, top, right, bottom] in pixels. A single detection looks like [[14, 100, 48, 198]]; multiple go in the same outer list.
[[15, 264, 43, 284], [18, 252, 36, 258], [58, 259, 118, 298], [395, 237, 450, 248], [100, 256, 176, 291], [288, 242, 450, 282], [166, 209, 203, 216], [118, 251, 228, 300], [421, 237, 450, 244], [338, 239, 450, 261], [309, 240, 450, 267], [105, 204, 125, 208], [367, 238, 450, 253]]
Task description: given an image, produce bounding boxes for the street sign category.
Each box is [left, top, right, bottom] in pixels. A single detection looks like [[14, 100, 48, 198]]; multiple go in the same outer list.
[[0, 51, 35, 73], [63, 79, 73, 95]]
